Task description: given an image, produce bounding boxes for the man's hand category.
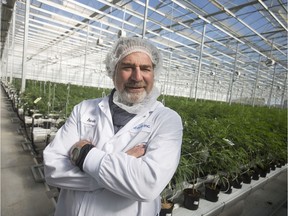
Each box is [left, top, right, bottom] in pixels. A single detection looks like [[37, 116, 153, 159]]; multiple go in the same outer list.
[[70, 140, 146, 158], [126, 144, 146, 158], [72, 140, 91, 148]]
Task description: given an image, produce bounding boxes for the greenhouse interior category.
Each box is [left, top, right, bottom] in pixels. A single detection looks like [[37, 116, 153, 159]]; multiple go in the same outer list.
[[0, 0, 287, 216]]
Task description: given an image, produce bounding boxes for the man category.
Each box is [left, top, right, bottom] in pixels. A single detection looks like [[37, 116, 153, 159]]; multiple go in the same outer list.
[[43, 37, 183, 216]]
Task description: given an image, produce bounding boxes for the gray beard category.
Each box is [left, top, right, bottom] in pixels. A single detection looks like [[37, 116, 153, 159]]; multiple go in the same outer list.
[[118, 90, 147, 105], [113, 87, 160, 114]]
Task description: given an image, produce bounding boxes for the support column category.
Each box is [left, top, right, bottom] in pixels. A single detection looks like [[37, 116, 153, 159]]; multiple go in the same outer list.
[[21, 0, 31, 93], [280, 72, 287, 109], [5, 32, 10, 82], [194, 24, 206, 102], [268, 64, 277, 107], [252, 55, 262, 107], [229, 42, 239, 105], [142, 0, 149, 38], [9, 3, 16, 83], [82, 22, 90, 87]]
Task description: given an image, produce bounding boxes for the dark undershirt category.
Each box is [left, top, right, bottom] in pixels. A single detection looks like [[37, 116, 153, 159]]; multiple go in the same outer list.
[[76, 89, 136, 170], [108, 88, 136, 134]]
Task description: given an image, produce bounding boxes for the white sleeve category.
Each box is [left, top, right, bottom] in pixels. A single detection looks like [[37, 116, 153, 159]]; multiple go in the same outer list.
[[83, 109, 183, 201], [43, 103, 102, 191]]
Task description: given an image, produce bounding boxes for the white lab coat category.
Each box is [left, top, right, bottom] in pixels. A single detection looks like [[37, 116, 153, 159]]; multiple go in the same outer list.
[[43, 95, 183, 216]]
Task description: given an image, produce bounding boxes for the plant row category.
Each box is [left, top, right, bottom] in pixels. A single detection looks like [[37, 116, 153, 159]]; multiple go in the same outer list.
[[8, 78, 287, 212]]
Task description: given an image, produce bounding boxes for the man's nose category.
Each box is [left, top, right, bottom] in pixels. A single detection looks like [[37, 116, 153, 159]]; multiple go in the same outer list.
[[131, 67, 142, 81]]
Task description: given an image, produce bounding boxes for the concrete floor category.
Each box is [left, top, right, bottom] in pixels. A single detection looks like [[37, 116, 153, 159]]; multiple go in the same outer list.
[[1, 88, 55, 216]]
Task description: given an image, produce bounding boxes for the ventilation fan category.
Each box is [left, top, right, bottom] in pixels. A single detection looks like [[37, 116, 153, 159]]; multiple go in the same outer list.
[[118, 30, 126, 38], [265, 58, 275, 67]]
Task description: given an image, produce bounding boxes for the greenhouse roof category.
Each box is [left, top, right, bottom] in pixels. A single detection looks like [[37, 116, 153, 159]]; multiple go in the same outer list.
[[1, 0, 287, 104]]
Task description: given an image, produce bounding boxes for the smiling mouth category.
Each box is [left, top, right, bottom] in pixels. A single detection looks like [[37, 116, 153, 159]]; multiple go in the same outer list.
[[126, 86, 144, 92], [128, 86, 143, 89]]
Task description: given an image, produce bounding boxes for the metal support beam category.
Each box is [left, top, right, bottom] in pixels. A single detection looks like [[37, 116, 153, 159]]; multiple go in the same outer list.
[[229, 42, 239, 105], [258, 0, 288, 31], [252, 55, 262, 107], [142, 0, 149, 38], [194, 24, 206, 102], [280, 73, 287, 109], [9, 3, 16, 83], [21, 0, 30, 93], [5, 32, 10, 82], [164, 52, 172, 98], [268, 64, 277, 107], [82, 23, 90, 87]]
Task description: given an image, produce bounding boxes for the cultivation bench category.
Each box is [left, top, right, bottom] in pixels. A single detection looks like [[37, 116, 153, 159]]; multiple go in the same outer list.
[[172, 165, 287, 216]]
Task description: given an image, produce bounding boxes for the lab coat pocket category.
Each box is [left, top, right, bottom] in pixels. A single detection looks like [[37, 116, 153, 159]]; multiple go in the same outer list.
[[80, 121, 97, 142], [127, 122, 153, 147]]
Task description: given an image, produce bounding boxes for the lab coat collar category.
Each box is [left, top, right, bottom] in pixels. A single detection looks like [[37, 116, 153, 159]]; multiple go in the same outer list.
[[98, 95, 164, 137]]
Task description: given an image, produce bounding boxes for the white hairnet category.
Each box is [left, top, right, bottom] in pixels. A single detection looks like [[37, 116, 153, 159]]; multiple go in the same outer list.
[[104, 37, 163, 80]]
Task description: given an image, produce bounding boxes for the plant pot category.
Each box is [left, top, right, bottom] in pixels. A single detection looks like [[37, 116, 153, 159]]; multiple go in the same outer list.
[[219, 179, 232, 194], [259, 167, 267, 178], [252, 168, 260, 180], [183, 188, 201, 210], [270, 162, 276, 170], [205, 184, 220, 202], [258, 165, 269, 178], [160, 201, 174, 216], [242, 172, 252, 184], [280, 160, 286, 166], [276, 160, 284, 168], [232, 176, 242, 189]]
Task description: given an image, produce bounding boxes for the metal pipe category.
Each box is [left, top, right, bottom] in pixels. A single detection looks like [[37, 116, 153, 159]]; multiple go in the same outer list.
[[21, 0, 31, 93], [5, 31, 10, 83], [142, 0, 149, 38], [252, 55, 262, 107], [280, 73, 287, 109], [229, 42, 239, 105], [258, 0, 287, 31], [10, 3, 16, 84], [82, 22, 90, 87], [164, 52, 172, 97], [194, 24, 206, 102], [268, 64, 277, 107]]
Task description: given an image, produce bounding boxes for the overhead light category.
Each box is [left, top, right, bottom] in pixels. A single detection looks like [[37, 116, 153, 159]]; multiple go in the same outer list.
[[2, 0, 7, 4]]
